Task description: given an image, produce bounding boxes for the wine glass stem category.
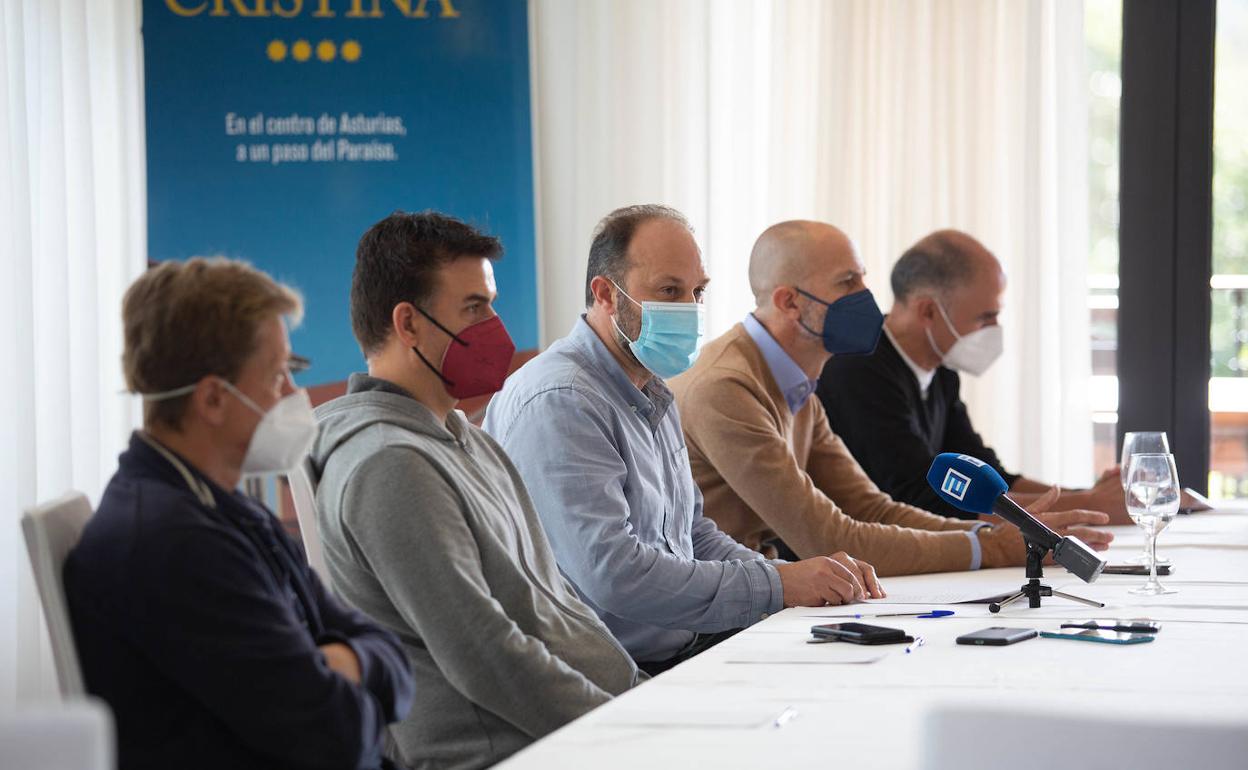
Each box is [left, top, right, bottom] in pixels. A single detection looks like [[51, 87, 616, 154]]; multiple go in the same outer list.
[[1148, 529, 1159, 587]]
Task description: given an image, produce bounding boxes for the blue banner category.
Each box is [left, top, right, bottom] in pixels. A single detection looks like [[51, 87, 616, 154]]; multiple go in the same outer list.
[[143, 0, 537, 386]]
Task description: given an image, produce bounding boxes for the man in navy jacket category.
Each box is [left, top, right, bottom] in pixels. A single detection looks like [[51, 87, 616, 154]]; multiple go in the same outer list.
[[64, 257, 414, 770]]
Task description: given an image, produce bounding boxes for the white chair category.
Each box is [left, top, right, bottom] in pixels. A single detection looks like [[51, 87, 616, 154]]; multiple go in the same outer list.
[[922, 703, 1248, 770], [287, 457, 328, 577], [21, 491, 92, 697], [0, 698, 115, 770]]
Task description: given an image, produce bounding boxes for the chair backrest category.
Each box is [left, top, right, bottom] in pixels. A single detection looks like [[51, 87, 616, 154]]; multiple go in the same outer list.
[[21, 492, 93, 697], [0, 698, 115, 770], [287, 457, 327, 577]]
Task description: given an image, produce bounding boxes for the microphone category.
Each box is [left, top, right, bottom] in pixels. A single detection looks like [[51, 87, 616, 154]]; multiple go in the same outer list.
[[927, 453, 1105, 584]]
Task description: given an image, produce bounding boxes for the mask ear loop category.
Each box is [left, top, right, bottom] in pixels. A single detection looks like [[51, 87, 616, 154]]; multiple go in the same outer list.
[[608, 279, 643, 310], [607, 280, 643, 345], [792, 287, 829, 339], [411, 306, 465, 389], [139, 377, 264, 417], [933, 298, 963, 342], [924, 296, 959, 359]]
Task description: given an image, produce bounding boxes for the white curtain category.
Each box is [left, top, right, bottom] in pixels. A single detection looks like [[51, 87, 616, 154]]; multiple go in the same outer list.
[[531, 0, 1094, 486], [0, 0, 145, 706]]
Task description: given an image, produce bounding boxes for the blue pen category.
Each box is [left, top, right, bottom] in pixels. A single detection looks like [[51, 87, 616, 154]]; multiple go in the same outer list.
[[816, 610, 955, 619]]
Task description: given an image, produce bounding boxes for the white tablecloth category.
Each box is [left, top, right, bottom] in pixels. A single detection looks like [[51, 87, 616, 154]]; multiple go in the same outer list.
[[499, 507, 1248, 768]]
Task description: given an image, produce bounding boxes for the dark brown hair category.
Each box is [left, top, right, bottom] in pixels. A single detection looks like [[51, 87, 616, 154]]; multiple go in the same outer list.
[[350, 210, 502, 355]]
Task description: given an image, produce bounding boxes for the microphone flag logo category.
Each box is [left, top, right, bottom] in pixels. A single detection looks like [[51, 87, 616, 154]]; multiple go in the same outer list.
[[941, 468, 971, 501]]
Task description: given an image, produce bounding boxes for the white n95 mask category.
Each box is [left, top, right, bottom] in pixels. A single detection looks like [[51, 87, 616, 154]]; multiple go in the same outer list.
[[927, 301, 1004, 377], [222, 382, 318, 475], [143, 378, 318, 475]]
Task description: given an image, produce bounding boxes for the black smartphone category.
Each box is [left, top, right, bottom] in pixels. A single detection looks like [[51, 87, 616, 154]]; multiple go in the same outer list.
[[1102, 564, 1171, 576], [810, 622, 911, 645], [1060, 619, 1161, 634], [1040, 628, 1155, 645], [956, 627, 1038, 646]]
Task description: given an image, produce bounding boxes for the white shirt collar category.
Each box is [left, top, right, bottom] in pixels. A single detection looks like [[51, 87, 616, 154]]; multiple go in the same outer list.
[[883, 322, 936, 398]]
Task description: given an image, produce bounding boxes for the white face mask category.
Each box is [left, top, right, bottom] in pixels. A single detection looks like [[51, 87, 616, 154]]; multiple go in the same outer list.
[[144, 378, 318, 475], [224, 382, 318, 475], [926, 300, 1004, 376]]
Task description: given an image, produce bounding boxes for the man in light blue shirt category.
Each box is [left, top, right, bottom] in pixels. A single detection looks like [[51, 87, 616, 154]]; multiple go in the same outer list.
[[484, 204, 884, 674]]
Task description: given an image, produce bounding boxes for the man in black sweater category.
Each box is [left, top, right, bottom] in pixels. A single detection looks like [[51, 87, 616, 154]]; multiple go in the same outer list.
[[818, 230, 1132, 523], [64, 257, 414, 770]]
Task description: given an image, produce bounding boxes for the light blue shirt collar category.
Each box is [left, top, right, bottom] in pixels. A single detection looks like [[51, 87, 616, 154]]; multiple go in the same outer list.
[[568, 316, 673, 430], [742, 313, 818, 414]]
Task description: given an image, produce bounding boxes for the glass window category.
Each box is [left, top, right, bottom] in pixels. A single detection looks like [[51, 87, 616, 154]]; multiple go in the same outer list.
[[1210, 0, 1248, 499], [1086, 0, 1122, 472]]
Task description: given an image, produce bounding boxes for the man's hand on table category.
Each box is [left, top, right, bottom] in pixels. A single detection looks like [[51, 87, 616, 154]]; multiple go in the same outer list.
[[777, 551, 885, 607], [979, 486, 1114, 567]]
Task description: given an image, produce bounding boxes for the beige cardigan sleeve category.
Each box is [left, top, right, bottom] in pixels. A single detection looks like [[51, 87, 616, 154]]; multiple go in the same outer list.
[[682, 370, 977, 576], [805, 396, 973, 533]]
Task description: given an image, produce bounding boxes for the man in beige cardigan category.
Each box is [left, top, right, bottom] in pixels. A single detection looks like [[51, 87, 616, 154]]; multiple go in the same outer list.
[[669, 221, 1113, 576]]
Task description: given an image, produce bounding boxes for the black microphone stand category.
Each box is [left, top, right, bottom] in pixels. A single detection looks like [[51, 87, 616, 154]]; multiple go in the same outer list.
[[989, 538, 1105, 613]]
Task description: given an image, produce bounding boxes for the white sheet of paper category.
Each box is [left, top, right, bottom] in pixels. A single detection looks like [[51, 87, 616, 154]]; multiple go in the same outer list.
[[860, 591, 1009, 605], [599, 705, 794, 729]]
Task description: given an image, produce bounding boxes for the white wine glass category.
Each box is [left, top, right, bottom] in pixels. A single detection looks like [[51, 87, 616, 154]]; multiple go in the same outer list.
[[1120, 431, 1172, 566], [1125, 453, 1179, 596]]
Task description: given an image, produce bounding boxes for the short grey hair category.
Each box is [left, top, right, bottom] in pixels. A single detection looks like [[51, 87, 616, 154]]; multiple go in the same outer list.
[[584, 204, 693, 306], [890, 232, 978, 302]]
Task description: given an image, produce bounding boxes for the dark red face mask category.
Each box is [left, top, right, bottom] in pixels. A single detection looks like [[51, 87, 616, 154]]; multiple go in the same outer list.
[[412, 308, 516, 400]]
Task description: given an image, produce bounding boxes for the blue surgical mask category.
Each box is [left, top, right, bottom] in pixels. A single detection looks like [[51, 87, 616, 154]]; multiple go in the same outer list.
[[795, 287, 884, 355], [611, 281, 706, 378]]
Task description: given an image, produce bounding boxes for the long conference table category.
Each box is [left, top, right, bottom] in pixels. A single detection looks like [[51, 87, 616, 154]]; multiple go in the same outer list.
[[499, 506, 1248, 768]]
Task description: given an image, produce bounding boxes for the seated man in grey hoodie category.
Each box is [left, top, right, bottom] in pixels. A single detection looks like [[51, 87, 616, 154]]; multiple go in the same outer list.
[[310, 211, 641, 770]]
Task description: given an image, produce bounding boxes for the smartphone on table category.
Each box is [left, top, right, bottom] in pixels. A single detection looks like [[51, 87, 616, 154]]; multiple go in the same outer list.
[[810, 622, 912, 645], [955, 627, 1038, 646], [1102, 564, 1172, 576]]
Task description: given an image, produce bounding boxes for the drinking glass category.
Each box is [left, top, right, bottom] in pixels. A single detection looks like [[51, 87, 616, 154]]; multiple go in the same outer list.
[[1125, 453, 1180, 596], [1120, 431, 1172, 566]]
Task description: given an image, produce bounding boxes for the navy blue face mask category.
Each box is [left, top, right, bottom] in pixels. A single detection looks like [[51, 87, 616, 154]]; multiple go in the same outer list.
[[795, 287, 885, 355]]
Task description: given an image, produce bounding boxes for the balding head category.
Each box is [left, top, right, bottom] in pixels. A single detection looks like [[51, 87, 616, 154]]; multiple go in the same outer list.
[[886, 229, 1007, 371], [749, 220, 856, 306], [891, 229, 1002, 303], [746, 220, 872, 372]]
